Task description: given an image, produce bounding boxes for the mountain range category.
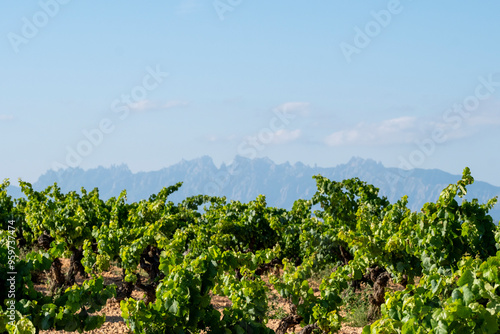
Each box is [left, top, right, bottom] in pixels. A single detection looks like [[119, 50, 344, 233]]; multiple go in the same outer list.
[[7, 156, 500, 222]]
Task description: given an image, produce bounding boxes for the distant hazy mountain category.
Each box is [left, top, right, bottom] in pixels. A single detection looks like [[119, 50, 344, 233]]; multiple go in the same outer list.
[[7, 156, 500, 222]]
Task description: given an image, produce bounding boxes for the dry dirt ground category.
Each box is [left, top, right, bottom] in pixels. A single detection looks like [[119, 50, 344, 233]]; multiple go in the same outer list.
[[37, 260, 364, 334]]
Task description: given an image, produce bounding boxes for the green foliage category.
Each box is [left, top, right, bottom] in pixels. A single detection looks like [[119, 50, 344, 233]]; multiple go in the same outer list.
[[1, 167, 499, 333], [32, 277, 116, 332], [342, 285, 374, 327], [365, 254, 500, 333], [0, 229, 115, 333], [121, 247, 274, 333], [0, 180, 14, 229]]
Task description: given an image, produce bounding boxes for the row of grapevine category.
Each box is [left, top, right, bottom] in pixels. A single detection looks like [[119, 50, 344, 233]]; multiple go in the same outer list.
[[0, 180, 115, 333], [1, 167, 499, 333]]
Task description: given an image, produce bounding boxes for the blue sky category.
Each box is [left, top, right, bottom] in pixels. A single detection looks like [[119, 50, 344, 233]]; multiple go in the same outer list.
[[1, 1, 500, 186]]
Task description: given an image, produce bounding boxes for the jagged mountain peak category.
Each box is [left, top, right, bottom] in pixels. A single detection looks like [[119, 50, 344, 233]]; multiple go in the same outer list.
[[7, 156, 499, 222], [345, 156, 382, 168]]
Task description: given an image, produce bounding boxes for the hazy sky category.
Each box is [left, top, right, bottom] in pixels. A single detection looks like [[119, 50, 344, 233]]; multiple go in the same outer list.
[[1, 1, 499, 186]]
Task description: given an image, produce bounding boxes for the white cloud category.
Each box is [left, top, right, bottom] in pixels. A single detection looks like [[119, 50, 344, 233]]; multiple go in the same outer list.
[[129, 100, 156, 112], [274, 102, 311, 116], [205, 135, 218, 142], [324, 98, 500, 148], [270, 129, 302, 144], [325, 116, 418, 147], [429, 98, 500, 141], [465, 100, 500, 126], [204, 134, 238, 143], [0, 115, 14, 121]]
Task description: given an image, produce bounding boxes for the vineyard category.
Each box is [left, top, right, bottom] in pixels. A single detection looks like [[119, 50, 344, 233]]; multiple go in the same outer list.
[[1, 167, 500, 333]]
